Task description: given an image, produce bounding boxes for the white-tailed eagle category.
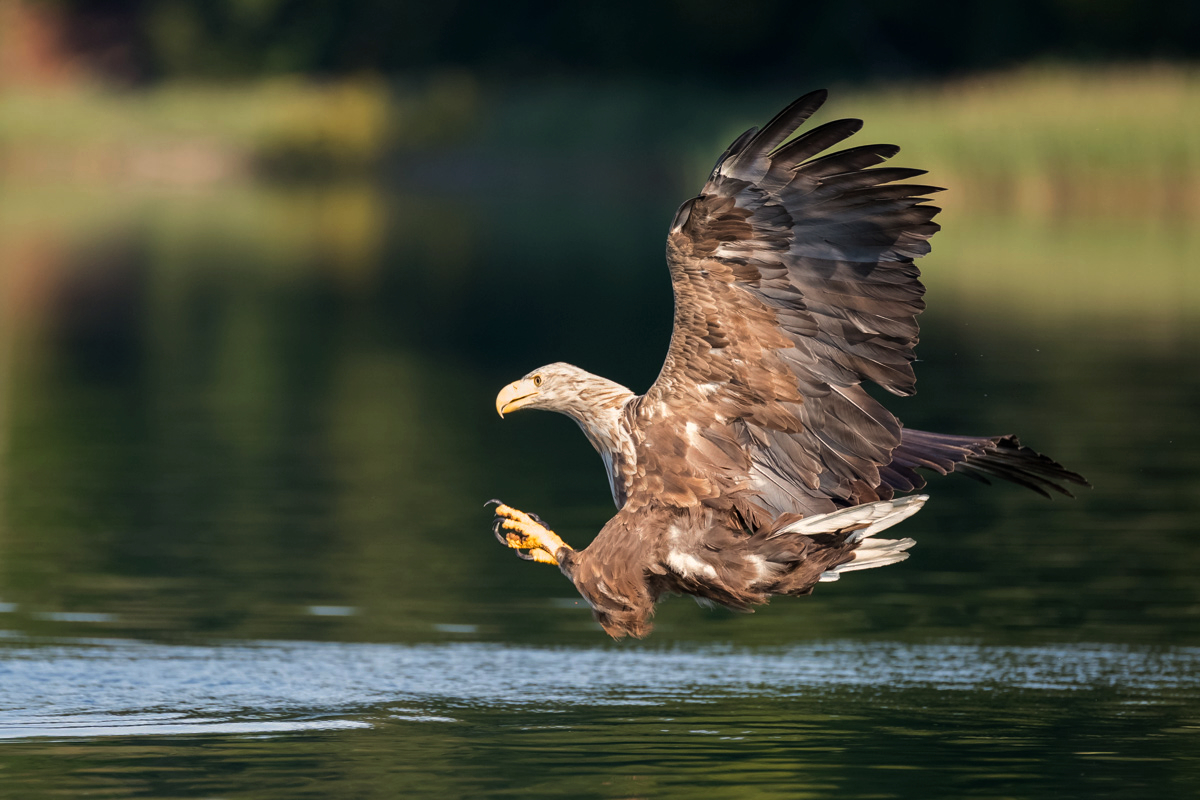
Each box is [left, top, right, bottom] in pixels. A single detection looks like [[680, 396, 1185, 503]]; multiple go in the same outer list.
[[490, 90, 1086, 638]]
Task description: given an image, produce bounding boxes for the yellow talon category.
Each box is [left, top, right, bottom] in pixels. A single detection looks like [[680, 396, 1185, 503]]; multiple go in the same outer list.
[[490, 502, 569, 565]]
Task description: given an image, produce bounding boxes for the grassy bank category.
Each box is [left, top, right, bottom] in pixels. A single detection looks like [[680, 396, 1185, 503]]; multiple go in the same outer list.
[[1, 64, 1196, 201], [829, 64, 1200, 216], [0, 74, 477, 183]]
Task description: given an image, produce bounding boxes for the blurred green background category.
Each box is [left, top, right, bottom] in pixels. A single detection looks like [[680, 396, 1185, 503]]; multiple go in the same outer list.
[[0, 0, 1198, 642], [1, 3, 1199, 797]]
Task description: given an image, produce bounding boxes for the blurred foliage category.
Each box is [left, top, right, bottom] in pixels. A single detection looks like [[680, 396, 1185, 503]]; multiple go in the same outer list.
[[0, 74, 479, 180], [1, 64, 1196, 199], [42, 0, 1200, 83], [826, 65, 1200, 214], [925, 207, 1198, 333]]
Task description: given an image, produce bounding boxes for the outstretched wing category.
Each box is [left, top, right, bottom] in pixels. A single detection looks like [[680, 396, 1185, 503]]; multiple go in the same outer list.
[[643, 90, 941, 518]]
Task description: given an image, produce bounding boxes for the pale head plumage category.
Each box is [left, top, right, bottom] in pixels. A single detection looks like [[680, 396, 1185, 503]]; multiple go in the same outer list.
[[497, 362, 632, 419], [496, 363, 636, 466]]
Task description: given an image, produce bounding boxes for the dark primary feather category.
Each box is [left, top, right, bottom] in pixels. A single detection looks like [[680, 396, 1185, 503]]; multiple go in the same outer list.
[[727, 89, 831, 177]]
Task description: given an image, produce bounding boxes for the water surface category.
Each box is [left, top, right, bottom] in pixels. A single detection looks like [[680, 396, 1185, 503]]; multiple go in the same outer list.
[[0, 123, 1197, 797]]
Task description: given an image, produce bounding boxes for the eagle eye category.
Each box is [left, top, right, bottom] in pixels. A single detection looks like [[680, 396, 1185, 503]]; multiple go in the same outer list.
[[532, 374, 543, 387]]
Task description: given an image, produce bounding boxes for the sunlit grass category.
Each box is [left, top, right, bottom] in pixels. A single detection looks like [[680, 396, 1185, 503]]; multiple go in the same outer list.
[[0, 74, 478, 181], [924, 206, 1199, 334], [862, 64, 1197, 178], [1, 79, 382, 150], [826, 64, 1200, 217], [3, 64, 1195, 194]]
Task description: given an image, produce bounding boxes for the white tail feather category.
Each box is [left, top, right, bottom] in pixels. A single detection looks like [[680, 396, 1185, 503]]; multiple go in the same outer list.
[[778, 494, 928, 539], [772, 495, 927, 583], [819, 537, 916, 581]]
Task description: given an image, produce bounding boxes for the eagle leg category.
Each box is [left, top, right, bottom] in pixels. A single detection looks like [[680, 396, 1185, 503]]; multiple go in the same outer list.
[[489, 502, 570, 565]]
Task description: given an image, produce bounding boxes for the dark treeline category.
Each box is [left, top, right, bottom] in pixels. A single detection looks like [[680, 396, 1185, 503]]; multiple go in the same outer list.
[[52, 0, 1200, 84]]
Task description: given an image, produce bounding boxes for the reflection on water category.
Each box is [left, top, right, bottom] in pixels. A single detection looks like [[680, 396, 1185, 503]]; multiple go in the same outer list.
[[0, 161, 1198, 796], [3, 714, 373, 740], [1, 180, 1198, 648]]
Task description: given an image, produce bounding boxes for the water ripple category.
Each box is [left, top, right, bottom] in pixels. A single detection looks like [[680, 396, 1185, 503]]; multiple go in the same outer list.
[[0, 639, 1196, 739]]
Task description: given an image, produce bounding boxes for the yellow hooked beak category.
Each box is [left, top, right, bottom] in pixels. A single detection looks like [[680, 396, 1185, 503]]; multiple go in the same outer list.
[[496, 378, 540, 418]]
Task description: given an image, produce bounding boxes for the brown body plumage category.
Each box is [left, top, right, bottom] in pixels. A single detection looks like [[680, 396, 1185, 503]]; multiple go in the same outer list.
[[493, 90, 1086, 638]]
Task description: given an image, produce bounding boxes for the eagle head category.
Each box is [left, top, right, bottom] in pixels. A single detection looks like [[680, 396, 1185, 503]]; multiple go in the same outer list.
[[496, 362, 591, 417], [495, 362, 634, 420]]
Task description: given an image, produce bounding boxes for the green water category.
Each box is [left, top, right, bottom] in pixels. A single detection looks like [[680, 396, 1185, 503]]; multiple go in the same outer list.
[[0, 162, 1197, 797]]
